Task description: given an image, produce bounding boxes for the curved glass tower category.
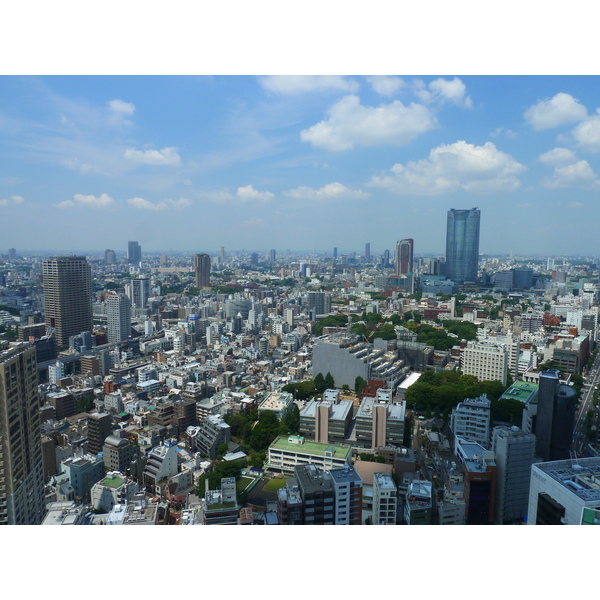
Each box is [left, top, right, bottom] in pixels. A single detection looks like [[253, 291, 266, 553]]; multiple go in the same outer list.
[[445, 208, 480, 283]]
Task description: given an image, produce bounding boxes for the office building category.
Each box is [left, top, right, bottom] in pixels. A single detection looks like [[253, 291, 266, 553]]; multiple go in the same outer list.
[[395, 238, 414, 276], [445, 208, 480, 283], [103, 434, 137, 473], [269, 249, 276, 264], [354, 392, 406, 449], [42, 256, 93, 348], [535, 369, 577, 462], [450, 394, 492, 450], [404, 480, 432, 525], [91, 472, 140, 513], [373, 472, 397, 525], [267, 435, 352, 474], [194, 253, 211, 288], [299, 389, 353, 444], [492, 426, 535, 524], [204, 477, 239, 525], [0, 343, 46, 524], [106, 292, 131, 344], [126, 276, 151, 309], [127, 241, 141, 264], [528, 457, 600, 525], [460, 340, 509, 386], [295, 464, 336, 524], [104, 249, 116, 265], [364, 242, 371, 261], [87, 412, 112, 455]]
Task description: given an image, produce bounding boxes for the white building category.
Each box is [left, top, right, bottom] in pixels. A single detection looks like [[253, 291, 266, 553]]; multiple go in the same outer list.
[[450, 394, 492, 450], [48, 361, 65, 385], [460, 340, 509, 385], [373, 472, 397, 525], [106, 292, 132, 344], [528, 457, 600, 525], [90, 472, 140, 513]]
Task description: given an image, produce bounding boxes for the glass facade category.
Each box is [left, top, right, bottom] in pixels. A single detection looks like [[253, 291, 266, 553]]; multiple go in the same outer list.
[[445, 208, 480, 283]]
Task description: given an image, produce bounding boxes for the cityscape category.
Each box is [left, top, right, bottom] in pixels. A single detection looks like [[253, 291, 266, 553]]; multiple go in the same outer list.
[[2, 76, 600, 529]]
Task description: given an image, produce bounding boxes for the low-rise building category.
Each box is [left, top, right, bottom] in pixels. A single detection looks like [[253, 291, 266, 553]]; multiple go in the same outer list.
[[267, 435, 352, 474]]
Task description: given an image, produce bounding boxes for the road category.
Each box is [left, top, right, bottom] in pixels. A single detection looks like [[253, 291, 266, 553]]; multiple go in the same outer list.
[[572, 352, 600, 455]]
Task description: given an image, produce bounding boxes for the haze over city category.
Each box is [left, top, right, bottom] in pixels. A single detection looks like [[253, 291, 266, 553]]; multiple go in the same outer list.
[[2, 75, 600, 256]]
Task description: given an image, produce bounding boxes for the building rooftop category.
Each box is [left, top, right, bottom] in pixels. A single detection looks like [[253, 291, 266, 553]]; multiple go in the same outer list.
[[100, 473, 125, 488], [269, 435, 352, 460], [534, 457, 600, 503], [500, 381, 539, 404]]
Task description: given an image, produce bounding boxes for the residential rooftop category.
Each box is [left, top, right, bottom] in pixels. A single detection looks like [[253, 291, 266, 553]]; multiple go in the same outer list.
[[269, 435, 352, 460]]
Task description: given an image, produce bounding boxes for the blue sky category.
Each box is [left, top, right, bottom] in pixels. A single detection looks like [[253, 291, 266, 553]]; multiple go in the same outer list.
[[2, 75, 600, 256]]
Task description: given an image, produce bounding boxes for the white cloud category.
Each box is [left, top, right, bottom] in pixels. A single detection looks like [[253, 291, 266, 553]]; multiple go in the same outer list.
[[107, 99, 135, 126], [569, 201, 584, 207], [366, 76, 404, 97], [490, 127, 516, 139], [54, 193, 116, 209], [124, 147, 181, 166], [572, 110, 600, 152], [285, 182, 370, 200], [0, 195, 24, 207], [368, 140, 525, 195], [524, 93, 587, 130], [258, 75, 359, 94], [241, 217, 265, 227], [300, 94, 436, 151], [127, 197, 192, 210], [538, 147, 599, 188], [428, 77, 473, 108], [538, 147, 579, 167], [235, 185, 275, 203]]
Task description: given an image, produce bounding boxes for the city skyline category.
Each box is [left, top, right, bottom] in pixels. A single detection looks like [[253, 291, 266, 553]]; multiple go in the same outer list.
[[2, 76, 600, 255]]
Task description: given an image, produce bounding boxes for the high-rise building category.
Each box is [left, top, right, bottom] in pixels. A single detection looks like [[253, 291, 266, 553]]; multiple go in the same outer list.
[[0, 343, 46, 524], [104, 249, 116, 265], [8, 248, 17, 260], [395, 238, 414, 276], [373, 472, 397, 525], [269, 249, 276, 264], [194, 253, 211, 288], [364, 242, 371, 261], [450, 394, 492, 450], [42, 256, 92, 348], [127, 241, 142, 264], [219, 246, 225, 262], [87, 413, 113, 456], [106, 292, 132, 344], [125, 276, 151, 309], [445, 208, 480, 283], [460, 340, 509, 386], [492, 426, 535, 524], [333, 247, 338, 260], [535, 369, 577, 462]]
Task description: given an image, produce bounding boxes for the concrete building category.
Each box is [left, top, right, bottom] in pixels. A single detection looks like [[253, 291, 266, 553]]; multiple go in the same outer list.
[[106, 292, 131, 344], [267, 435, 352, 474], [404, 480, 432, 525], [102, 434, 137, 473], [142, 440, 179, 492], [258, 391, 294, 418], [299, 389, 353, 444], [127, 241, 141, 264], [42, 256, 93, 348], [126, 276, 151, 309], [528, 457, 600, 525], [311, 333, 370, 389], [204, 477, 238, 525], [330, 464, 363, 525], [194, 253, 211, 288], [294, 464, 336, 524], [492, 426, 536, 524], [373, 472, 397, 525], [460, 340, 509, 386], [450, 394, 492, 450], [187, 415, 230, 459], [61, 454, 105, 503], [91, 472, 140, 513], [395, 238, 414, 276], [354, 392, 406, 449], [87, 412, 112, 455], [0, 343, 46, 524]]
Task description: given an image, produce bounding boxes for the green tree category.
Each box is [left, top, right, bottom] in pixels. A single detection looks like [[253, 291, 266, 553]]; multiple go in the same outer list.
[[77, 393, 95, 413], [217, 442, 229, 457], [279, 405, 300, 435], [314, 372, 326, 394], [324, 372, 335, 390], [355, 376, 367, 396]]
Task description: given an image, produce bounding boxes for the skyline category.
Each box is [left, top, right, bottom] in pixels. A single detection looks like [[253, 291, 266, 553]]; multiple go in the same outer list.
[[2, 76, 600, 255]]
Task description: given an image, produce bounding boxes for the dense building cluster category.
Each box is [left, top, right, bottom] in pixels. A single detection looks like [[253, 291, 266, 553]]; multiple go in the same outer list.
[[2, 212, 600, 525]]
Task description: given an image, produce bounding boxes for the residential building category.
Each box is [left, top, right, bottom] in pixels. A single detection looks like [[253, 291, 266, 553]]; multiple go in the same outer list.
[[299, 389, 353, 443], [330, 464, 363, 525], [460, 340, 509, 386], [354, 393, 406, 449], [42, 256, 93, 348], [142, 440, 179, 492], [187, 415, 230, 459], [127, 241, 141, 264], [373, 472, 397, 525], [102, 434, 137, 473], [492, 426, 535, 524], [204, 477, 238, 524], [528, 457, 600, 525], [90, 472, 140, 513], [106, 292, 132, 344], [194, 253, 211, 288], [87, 412, 112, 455], [60, 454, 105, 503], [445, 207, 480, 283], [258, 391, 294, 418], [294, 464, 336, 524], [125, 276, 151, 309], [395, 238, 414, 276], [404, 480, 432, 525], [450, 394, 492, 450], [0, 343, 46, 524]]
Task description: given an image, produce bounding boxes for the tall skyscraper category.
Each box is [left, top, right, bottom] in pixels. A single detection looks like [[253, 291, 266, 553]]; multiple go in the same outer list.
[[127, 241, 142, 264], [333, 247, 338, 260], [106, 292, 132, 344], [42, 256, 93, 348], [445, 208, 480, 283], [269, 249, 276, 264], [104, 249, 116, 265], [219, 246, 225, 262], [535, 369, 577, 462], [395, 238, 414, 276], [194, 253, 211, 288], [126, 276, 151, 308], [0, 343, 46, 524], [364, 243, 371, 261]]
